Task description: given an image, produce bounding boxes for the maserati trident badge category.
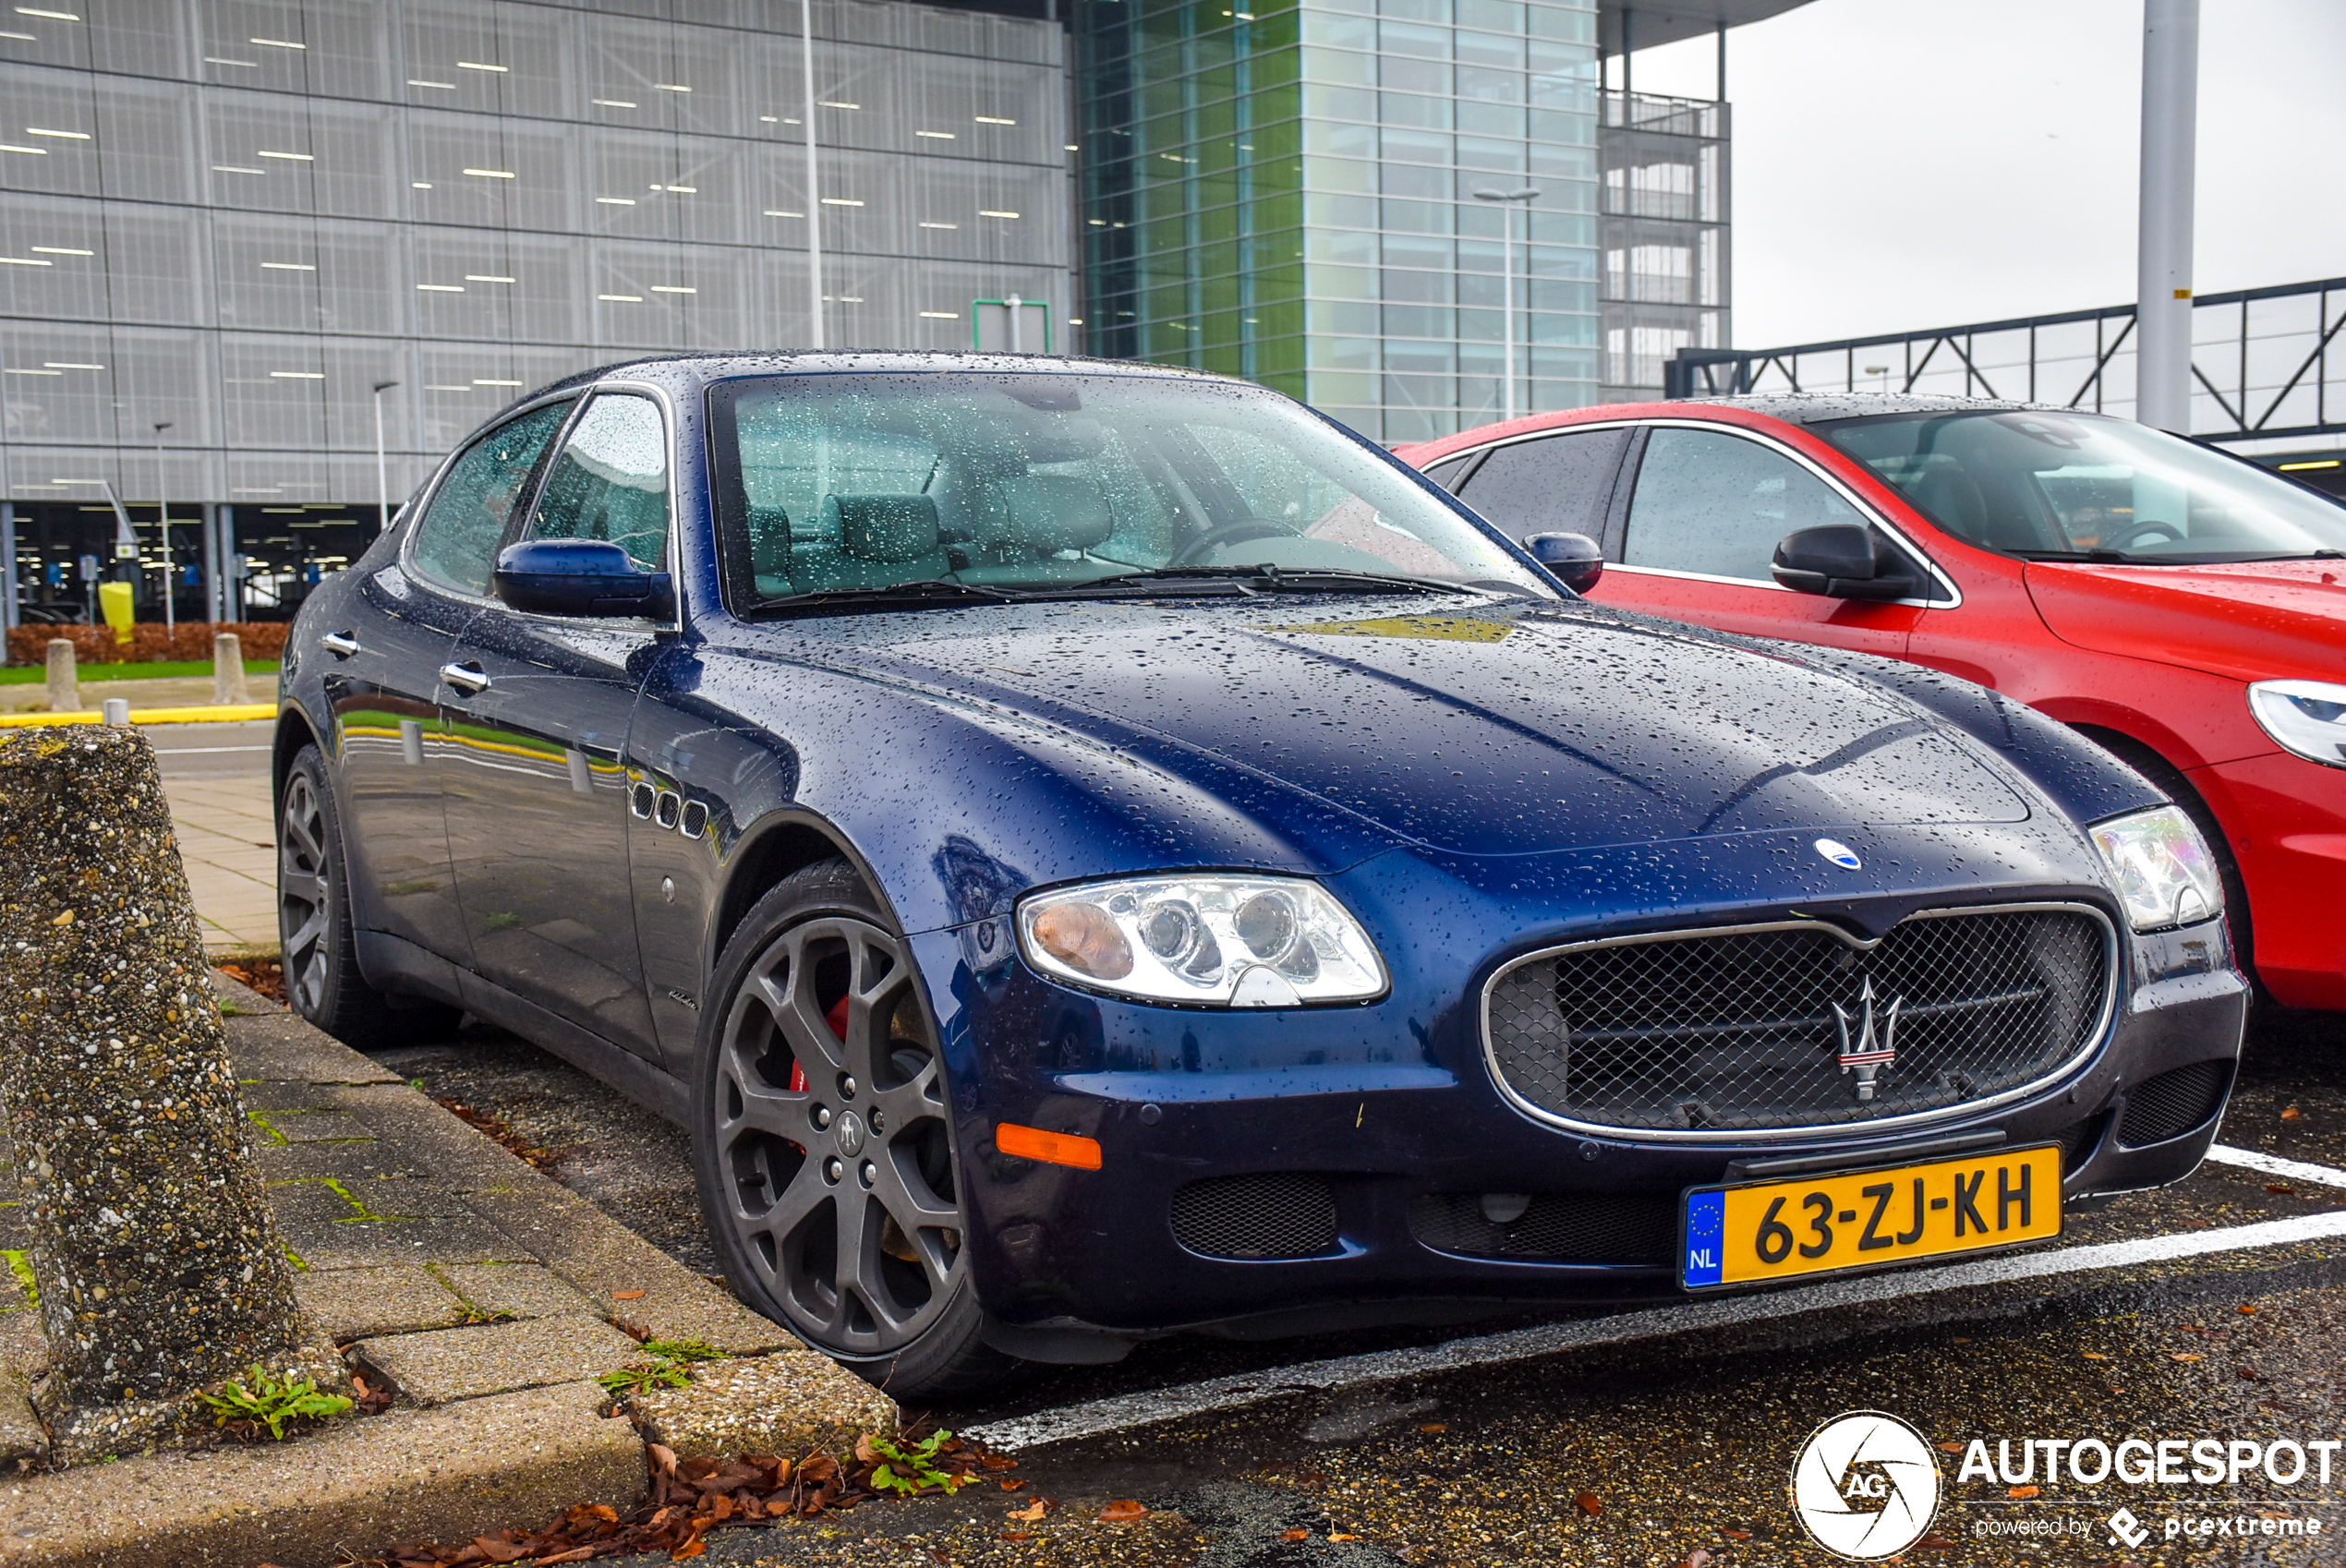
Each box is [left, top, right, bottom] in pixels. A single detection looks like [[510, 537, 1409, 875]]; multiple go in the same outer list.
[[1832, 976, 1902, 1102]]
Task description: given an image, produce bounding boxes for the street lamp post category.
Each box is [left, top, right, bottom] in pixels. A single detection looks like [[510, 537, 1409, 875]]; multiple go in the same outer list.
[[2136, 0, 2198, 432], [1474, 187, 1540, 423], [371, 380, 399, 536], [801, 0, 825, 349], [151, 421, 173, 635]]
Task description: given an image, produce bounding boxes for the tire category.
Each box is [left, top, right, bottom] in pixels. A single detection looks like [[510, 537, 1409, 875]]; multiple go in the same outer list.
[[690, 859, 1015, 1400], [278, 743, 462, 1048]]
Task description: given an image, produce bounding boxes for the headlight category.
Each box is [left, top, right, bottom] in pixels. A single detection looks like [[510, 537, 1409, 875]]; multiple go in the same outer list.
[[2089, 804, 2223, 933], [1017, 874, 1388, 1007], [2248, 679, 2346, 767]]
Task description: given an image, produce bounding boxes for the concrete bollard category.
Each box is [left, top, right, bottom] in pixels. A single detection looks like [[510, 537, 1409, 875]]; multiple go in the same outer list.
[[43, 638, 77, 714], [0, 726, 340, 1460], [212, 631, 248, 706], [101, 697, 129, 728]]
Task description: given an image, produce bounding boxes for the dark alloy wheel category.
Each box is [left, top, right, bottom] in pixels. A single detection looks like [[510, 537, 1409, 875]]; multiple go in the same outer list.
[[692, 861, 1013, 1396], [278, 743, 459, 1048]]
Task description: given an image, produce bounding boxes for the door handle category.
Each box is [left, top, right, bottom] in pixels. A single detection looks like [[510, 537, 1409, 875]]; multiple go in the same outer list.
[[319, 631, 361, 657], [439, 661, 491, 695]]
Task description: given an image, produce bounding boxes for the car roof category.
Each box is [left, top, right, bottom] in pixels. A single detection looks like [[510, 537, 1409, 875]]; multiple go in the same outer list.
[[513, 350, 1230, 406], [1678, 391, 2063, 427]]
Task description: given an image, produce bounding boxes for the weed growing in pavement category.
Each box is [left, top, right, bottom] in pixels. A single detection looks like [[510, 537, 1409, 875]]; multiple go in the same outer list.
[[598, 1337, 724, 1396], [866, 1429, 970, 1496], [199, 1365, 352, 1441]]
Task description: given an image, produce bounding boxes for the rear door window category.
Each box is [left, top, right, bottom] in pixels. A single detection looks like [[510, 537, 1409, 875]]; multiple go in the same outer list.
[[1622, 427, 1866, 582], [1453, 428, 1627, 541]]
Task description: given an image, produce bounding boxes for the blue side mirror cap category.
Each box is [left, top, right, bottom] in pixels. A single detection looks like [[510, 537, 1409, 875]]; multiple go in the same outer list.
[[493, 538, 673, 619], [1522, 532, 1603, 596]]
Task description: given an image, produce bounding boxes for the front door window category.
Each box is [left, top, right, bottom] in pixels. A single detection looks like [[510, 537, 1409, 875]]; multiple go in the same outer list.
[[1623, 427, 1867, 582]]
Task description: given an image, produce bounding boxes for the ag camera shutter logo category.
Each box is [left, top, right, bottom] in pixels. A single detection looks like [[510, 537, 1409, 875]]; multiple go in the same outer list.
[[1791, 1411, 1941, 1560]]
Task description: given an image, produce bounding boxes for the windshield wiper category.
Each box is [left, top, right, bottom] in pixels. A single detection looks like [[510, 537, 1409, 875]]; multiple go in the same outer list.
[[1080, 564, 1465, 597], [750, 578, 1026, 614], [2006, 548, 2144, 564]]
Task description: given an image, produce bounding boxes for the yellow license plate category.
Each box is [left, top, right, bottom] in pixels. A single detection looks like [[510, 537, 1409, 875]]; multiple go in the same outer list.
[[1680, 1143, 2062, 1289]]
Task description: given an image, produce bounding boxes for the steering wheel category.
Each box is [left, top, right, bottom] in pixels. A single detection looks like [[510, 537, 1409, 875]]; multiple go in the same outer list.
[[1170, 518, 1290, 567], [2098, 519, 2184, 553]]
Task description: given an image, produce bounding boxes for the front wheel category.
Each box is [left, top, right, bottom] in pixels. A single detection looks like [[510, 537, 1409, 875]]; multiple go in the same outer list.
[[690, 860, 1015, 1398]]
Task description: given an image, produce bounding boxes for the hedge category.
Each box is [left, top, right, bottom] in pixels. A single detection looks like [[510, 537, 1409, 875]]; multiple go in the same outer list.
[[5, 621, 290, 668]]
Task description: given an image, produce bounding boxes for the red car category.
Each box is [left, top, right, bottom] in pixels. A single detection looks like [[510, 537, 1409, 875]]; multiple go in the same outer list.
[[1399, 394, 2346, 1010]]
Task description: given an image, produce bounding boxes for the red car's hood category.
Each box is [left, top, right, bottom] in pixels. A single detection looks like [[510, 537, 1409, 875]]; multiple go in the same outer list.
[[2024, 558, 2346, 684]]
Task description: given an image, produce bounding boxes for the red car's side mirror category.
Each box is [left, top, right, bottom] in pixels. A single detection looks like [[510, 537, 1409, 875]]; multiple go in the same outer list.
[[1772, 525, 1917, 602]]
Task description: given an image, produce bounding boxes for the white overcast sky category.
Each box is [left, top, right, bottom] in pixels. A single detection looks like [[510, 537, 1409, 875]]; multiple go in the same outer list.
[[1627, 0, 2346, 347]]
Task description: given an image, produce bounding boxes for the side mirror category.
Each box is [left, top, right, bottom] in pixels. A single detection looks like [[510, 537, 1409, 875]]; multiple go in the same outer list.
[[1521, 532, 1604, 595], [493, 539, 673, 619], [1772, 525, 1918, 602]]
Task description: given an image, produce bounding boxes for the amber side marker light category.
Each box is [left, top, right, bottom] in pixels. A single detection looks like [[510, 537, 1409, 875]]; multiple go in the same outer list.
[[996, 1122, 1103, 1171]]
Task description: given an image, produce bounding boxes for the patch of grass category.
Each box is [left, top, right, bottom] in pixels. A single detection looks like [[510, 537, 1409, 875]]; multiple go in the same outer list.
[[598, 1338, 725, 1398], [199, 1364, 352, 1441], [0, 1250, 36, 1307], [0, 658, 280, 685]]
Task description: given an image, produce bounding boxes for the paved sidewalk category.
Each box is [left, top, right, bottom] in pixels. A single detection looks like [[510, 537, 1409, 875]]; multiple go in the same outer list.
[[151, 719, 282, 953], [0, 974, 891, 1568]]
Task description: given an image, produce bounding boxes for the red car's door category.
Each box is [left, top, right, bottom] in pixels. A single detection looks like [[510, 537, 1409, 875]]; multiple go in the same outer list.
[[1584, 423, 1926, 661]]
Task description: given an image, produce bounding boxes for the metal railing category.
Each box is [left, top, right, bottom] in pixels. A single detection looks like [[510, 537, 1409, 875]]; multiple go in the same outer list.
[[1664, 277, 2346, 445]]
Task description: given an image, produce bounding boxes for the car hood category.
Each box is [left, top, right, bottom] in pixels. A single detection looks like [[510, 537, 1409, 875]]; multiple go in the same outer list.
[[791, 597, 2030, 858], [2025, 557, 2346, 684]]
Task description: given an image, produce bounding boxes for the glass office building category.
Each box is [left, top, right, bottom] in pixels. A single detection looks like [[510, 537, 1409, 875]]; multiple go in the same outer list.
[[1075, 0, 1602, 445], [0, 0, 1069, 623]]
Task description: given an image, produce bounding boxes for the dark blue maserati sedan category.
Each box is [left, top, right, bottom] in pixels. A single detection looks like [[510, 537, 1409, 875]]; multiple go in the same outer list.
[[274, 353, 2246, 1396]]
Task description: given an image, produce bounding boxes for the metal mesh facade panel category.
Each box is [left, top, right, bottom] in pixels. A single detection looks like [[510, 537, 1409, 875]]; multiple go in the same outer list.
[[1486, 909, 2112, 1136]]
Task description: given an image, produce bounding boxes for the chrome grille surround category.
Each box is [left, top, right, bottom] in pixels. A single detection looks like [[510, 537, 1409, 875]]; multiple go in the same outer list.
[[1480, 903, 2120, 1144]]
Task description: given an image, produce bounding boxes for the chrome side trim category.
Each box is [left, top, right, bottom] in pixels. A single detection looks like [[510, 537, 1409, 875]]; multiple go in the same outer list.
[[1478, 901, 2120, 1145]]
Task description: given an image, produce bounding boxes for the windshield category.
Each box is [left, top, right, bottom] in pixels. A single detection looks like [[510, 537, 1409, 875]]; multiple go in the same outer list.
[[706, 372, 1551, 607], [1818, 409, 2346, 564]]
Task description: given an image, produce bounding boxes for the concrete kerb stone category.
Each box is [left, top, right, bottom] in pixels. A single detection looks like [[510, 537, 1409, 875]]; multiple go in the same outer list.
[[0, 1381, 643, 1568], [629, 1346, 902, 1462]]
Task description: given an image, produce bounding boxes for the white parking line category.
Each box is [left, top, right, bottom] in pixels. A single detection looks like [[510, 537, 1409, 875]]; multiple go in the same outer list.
[[965, 1210, 2346, 1452], [2205, 1142, 2346, 1191]]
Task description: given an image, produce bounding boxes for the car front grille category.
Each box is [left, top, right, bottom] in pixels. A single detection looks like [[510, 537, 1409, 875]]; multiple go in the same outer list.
[[1484, 906, 2113, 1140], [1409, 1191, 1678, 1266]]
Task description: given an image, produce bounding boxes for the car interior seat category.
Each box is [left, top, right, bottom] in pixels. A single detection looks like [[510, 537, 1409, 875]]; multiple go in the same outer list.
[[788, 494, 951, 592], [961, 473, 1117, 584]]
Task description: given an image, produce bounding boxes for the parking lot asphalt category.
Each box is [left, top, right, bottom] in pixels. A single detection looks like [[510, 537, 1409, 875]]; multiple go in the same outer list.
[[160, 729, 2346, 1562]]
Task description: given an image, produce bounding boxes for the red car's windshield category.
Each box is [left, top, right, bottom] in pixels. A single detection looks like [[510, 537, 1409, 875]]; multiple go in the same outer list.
[[1819, 410, 2346, 564]]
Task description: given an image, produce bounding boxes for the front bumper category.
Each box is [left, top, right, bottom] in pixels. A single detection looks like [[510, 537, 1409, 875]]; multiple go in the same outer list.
[[2195, 749, 2346, 1009], [914, 830, 2248, 1345]]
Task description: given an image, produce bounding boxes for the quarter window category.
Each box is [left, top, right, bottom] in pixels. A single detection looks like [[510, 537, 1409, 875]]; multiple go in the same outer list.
[[1453, 428, 1627, 542], [526, 393, 671, 573], [1624, 427, 1866, 582], [407, 400, 574, 596]]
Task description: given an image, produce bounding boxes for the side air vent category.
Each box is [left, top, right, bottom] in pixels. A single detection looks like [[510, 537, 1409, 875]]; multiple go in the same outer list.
[[1169, 1174, 1338, 1260], [681, 800, 709, 838], [2117, 1060, 2232, 1147]]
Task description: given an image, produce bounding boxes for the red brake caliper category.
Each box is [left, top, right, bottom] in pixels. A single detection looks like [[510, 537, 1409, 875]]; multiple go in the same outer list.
[[781, 998, 838, 1155]]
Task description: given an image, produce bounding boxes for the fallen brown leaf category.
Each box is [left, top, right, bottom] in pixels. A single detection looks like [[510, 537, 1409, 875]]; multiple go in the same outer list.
[[1721, 1527, 1753, 1540], [1010, 1499, 1048, 1522], [1282, 1529, 1310, 1541], [1417, 1422, 1447, 1433], [2239, 1366, 2267, 1381], [2239, 1305, 2258, 1315], [1330, 1533, 1357, 1541], [613, 1288, 648, 1300], [1917, 1536, 1957, 1550], [1575, 1492, 1603, 1517], [2267, 1184, 2296, 1195], [2171, 1353, 2204, 1362], [1001, 1533, 1034, 1543], [2007, 1485, 2039, 1500], [2082, 1351, 2109, 1359], [1685, 1551, 1712, 1568], [1935, 1441, 1963, 1453], [1000, 1478, 1025, 1490], [2282, 1105, 2302, 1120], [647, 1442, 679, 1477], [1097, 1499, 1149, 1523]]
